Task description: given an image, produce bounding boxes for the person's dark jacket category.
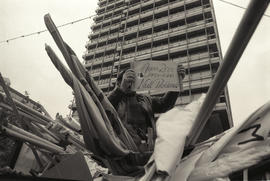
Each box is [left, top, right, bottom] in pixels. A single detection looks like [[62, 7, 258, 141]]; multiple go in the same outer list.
[[107, 87, 179, 151]]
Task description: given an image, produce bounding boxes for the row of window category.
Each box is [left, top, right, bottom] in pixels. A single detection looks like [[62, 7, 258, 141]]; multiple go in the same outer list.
[[88, 49, 219, 77], [93, 0, 209, 32], [124, 4, 211, 30], [92, 15, 123, 32], [90, 66, 117, 77], [91, 1, 210, 40], [123, 10, 212, 40], [89, 32, 214, 60], [90, 58, 220, 93], [173, 51, 216, 63], [88, 24, 212, 58], [95, 0, 151, 22], [97, 78, 110, 85], [126, 0, 209, 18], [94, 0, 153, 29], [121, 35, 208, 59], [86, 42, 219, 71], [94, 0, 209, 25], [87, 21, 213, 59], [90, 65, 112, 73], [94, 0, 176, 30], [89, 6, 212, 48], [94, 6, 126, 25], [97, 0, 125, 15], [118, 42, 214, 65], [86, 16, 212, 52], [96, 70, 213, 92], [123, 20, 213, 47], [92, 64, 212, 85], [96, 78, 117, 89], [98, 0, 123, 8], [121, 30, 214, 55]]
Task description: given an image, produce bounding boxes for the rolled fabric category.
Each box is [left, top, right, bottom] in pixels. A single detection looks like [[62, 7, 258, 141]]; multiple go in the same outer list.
[[44, 14, 139, 158], [45, 44, 73, 87], [45, 44, 100, 154], [44, 14, 77, 77], [73, 75, 130, 157], [44, 14, 137, 152]]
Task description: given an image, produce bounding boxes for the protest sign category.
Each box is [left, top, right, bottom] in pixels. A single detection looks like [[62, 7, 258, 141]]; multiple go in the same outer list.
[[133, 60, 180, 92]]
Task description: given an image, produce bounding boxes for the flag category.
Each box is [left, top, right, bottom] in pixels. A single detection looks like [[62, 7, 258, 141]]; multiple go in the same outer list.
[[171, 101, 270, 181]]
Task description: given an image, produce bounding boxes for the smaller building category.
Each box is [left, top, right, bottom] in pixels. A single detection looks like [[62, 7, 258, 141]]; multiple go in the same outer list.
[[0, 80, 48, 170]]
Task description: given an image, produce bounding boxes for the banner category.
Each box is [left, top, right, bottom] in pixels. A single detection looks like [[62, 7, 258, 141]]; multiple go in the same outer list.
[[187, 101, 270, 180], [133, 61, 180, 92], [154, 94, 205, 176]]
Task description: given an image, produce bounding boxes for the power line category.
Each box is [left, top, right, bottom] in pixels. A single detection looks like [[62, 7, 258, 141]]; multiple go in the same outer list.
[[1, 1, 269, 45], [0, 15, 96, 45], [218, 0, 270, 18]]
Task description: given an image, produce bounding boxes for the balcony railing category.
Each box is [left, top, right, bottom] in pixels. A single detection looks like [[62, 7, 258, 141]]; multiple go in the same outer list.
[[121, 34, 209, 59], [126, 0, 199, 22], [124, 6, 210, 35], [91, 2, 211, 41], [92, 14, 122, 31], [97, 4, 126, 16], [121, 20, 213, 50], [89, 30, 122, 45]]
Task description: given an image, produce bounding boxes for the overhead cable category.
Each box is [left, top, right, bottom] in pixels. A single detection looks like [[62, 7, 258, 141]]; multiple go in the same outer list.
[[1, 1, 269, 45], [218, 0, 270, 18], [0, 15, 95, 45]]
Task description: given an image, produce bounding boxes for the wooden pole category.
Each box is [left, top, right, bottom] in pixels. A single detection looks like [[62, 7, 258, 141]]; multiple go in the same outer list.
[[2, 126, 65, 154], [187, 0, 270, 146]]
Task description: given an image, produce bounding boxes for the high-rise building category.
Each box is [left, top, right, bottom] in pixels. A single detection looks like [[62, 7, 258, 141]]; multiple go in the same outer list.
[[83, 0, 233, 142]]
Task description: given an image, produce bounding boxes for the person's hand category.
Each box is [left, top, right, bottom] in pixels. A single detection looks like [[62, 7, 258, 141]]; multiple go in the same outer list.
[[177, 64, 185, 80], [120, 69, 136, 93]]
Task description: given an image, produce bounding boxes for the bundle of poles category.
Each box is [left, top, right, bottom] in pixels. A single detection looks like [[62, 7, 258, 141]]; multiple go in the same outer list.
[[1, 12, 136, 176], [0, 72, 91, 175]]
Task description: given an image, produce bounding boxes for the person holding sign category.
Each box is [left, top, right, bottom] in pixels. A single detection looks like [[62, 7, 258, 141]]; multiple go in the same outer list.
[[108, 63, 185, 155]]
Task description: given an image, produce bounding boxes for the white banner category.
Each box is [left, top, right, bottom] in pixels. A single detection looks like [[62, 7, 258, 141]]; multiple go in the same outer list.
[[188, 101, 270, 181], [133, 61, 180, 92]]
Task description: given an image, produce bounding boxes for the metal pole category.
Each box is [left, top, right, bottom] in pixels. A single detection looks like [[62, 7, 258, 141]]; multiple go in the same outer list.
[[12, 98, 53, 123], [0, 73, 27, 128], [29, 144, 45, 171], [31, 121, 61, 143], [0, 102, 48, 125], [187, 0, 270, 146], [29, 122, 60, 144], [0, 91, 52, 124], [6, 123, 65, 153], [66, 135, 86, 151], [39, 105, 52, 119], [2, 126, 65, 154]]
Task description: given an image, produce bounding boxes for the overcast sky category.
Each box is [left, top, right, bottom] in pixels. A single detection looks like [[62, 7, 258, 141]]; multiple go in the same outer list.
[[0, 0, 269, 125]]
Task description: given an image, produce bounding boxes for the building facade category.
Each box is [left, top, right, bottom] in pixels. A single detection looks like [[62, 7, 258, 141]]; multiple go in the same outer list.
[[83, 0, 233, 142]]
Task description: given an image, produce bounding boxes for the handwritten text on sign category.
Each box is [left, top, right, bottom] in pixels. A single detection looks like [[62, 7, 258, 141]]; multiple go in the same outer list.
[[134, 61, 179, 92]]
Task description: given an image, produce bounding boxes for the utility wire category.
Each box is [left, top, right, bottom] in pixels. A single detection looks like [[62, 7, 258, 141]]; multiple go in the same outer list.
[[0, 15, 95, 45], [1, 1, 269, 45], [218, 0, 270, 18]]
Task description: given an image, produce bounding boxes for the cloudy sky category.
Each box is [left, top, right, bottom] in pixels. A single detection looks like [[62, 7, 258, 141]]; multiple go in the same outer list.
[[0, 0, 269, 125]]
